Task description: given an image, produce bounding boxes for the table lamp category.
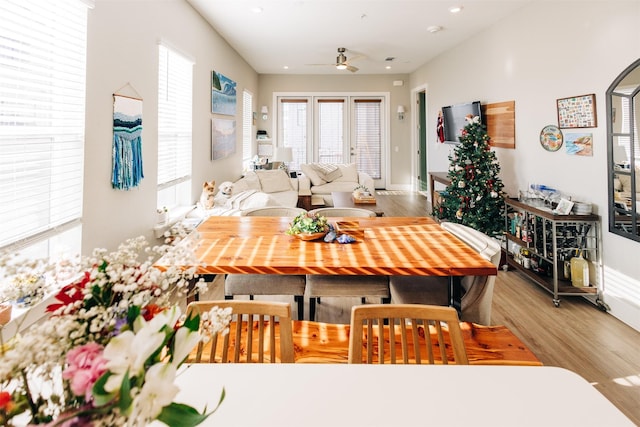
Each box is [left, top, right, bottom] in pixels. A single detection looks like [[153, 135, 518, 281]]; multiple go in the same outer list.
[[274, 147, 293, 172]]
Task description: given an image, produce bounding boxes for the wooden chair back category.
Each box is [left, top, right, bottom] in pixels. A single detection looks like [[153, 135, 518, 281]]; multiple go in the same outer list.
[[348, 304, 469, 364], [186, 300, 295, 363]]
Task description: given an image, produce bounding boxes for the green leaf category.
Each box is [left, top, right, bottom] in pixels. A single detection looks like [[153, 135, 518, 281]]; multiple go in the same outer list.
[[183, 312, 201, 332], [156, 403, 211, 427], [92, 372, 117, 407], [118, 370, 133, 413]]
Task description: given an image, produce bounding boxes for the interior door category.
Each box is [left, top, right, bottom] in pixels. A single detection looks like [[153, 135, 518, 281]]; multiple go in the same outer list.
[[418, 91, 428, 192]]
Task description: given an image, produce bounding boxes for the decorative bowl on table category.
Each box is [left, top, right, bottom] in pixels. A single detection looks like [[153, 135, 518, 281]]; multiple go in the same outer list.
[[295, 231, 327, 241], [286, 212, 329, 240]]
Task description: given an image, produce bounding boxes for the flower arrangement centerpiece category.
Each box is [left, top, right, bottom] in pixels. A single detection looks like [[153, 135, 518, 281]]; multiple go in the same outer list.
[[286, 212, 330, 241], [352, 184, 371, 198], [0, 254, 53, 309], [0, 236, 231, 427]]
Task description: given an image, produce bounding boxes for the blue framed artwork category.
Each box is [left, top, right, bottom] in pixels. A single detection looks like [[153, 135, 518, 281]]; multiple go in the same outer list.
[[211, 118, 236, 160], [211, 70, 236, 116]]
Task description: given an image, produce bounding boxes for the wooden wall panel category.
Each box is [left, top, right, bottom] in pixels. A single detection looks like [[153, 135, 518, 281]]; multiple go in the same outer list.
[[482, 101, 515, 149]]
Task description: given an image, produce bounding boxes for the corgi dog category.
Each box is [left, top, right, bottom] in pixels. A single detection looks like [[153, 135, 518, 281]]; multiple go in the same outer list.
[[199, 180, 216, 209]]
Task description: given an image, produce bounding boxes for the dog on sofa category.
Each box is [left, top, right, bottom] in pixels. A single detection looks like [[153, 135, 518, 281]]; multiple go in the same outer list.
[[213, 181, 234, 207], [199, 180, 216, 209]]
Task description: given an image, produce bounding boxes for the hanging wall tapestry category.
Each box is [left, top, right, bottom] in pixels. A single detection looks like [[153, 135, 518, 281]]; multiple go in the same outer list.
[[112, 94, 144, 190], [211, 70, 236, 116]]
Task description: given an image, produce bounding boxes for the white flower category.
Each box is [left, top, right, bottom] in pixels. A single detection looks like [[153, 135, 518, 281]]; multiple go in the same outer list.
[[102, 328, 165, 392], [171, 327, 201, 369], [129, 363, 179, 426], [458, 180, 466, 189]]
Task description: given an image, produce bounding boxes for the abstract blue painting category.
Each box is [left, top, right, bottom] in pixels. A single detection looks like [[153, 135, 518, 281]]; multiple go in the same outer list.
[[211, 70, 236, 116], [211, 118, 236, 160]]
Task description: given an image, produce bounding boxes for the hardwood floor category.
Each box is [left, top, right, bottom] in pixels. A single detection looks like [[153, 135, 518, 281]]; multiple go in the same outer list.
[[194, 192, 640, 424]]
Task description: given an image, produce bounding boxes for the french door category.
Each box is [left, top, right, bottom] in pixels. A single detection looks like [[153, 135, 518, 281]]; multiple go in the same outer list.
[[278, 95, 386, 188]]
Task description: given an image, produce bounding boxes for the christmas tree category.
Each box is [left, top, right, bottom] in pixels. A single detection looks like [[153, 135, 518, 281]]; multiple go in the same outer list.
[[435, 115, 505, 237]]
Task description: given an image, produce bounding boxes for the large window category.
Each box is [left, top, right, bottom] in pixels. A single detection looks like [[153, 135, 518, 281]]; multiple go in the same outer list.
[[278, 95, 385, 186], [0, 0, 90, 258], [157, 44, 193, 210]]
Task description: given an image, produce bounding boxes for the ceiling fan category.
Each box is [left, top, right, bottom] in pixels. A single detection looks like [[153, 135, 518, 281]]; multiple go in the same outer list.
[[307, 47, 363, 73]]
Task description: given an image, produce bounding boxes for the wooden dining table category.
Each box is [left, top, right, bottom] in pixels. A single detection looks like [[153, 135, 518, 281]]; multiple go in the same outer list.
[[178, 216, 497, 313]]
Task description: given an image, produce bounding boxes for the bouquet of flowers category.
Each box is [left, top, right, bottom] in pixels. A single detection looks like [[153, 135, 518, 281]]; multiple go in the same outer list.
[[0, 236, 231, 426], [0, 254, 53, 308]]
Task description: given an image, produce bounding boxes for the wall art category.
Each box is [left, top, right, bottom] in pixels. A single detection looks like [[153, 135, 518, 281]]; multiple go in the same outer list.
[[112, 94, 144, 190], [556, 94, 597, 128], [565, 132, 593, 156], [539, 124, 563, 152], [211, 70, 236, 116], [211, 118, 236, 160]]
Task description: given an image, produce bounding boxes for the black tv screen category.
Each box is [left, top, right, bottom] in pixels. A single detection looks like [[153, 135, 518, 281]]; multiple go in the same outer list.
[[442, 101, 482, 144]]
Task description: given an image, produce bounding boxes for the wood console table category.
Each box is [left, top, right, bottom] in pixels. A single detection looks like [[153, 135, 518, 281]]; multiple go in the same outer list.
[[429, 171, 451, 210]]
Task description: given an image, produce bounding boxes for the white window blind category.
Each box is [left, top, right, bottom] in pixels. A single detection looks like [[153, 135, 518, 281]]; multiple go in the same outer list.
[[354, 99, 382, 180], [280, 99, 308, 171], [157, 44, 193, 209], [0, 0, 89, 253], [317, 99, 344, 164], [242, 90, 253, 169]]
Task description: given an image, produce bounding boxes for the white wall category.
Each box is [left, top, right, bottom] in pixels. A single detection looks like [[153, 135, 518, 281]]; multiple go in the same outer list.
[[410, 1, 640, 330], [83, 0, 258, 253]]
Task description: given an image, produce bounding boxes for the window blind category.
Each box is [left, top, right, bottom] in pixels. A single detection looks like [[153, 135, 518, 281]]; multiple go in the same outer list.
[[157, 44, 193, 190], [0, 0, 89, 251], [317, 99, 344, 164], [242, 90, 253, 169], [280, 99, 308, 171], [354, 99, 382, 179]]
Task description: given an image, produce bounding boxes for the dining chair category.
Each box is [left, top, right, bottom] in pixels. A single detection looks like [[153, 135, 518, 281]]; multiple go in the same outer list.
[[240, 206, 307, 216], [389, 221, 501, 325], [186, 300, 295, 363], [305, 206, 387, 321], [225, 206, 307, 320], [348, 304, 469, 364], [308, 207, 376, 218]]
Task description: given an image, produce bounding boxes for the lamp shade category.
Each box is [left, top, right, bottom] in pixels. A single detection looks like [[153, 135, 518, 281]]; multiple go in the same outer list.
[[397, 105, 405, 114], [261, 106, 268, 114], [274, 147, 293, 162]]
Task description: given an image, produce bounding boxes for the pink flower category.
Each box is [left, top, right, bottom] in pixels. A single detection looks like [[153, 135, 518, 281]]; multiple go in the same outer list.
[[62, 342, 107, 400]]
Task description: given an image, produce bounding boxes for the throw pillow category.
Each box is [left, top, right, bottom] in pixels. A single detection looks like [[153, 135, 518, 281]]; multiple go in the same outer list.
[[310, 163, 343, 182], [300, 163, 326, 186], [334, 163, 358, 182], [256, 169, 294, 193], [233, 171, 261, 193]]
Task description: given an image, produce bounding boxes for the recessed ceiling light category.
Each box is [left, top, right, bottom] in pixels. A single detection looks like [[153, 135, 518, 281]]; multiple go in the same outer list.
[[449, 5, 463, 13], [251, 7, 263, 13], [385, 65, 391, 70], [427, 25, 443, 33], [283, 65, 289, 70]]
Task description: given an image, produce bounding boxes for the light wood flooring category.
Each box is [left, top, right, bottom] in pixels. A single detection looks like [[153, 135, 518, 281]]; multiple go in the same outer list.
[[193, 192, 640, 424]]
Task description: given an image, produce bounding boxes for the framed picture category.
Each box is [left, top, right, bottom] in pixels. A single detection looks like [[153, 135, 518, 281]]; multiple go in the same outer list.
[[556, 94, 597, 128], [211, 70, 236, 116], [565, 132, 593, 156], [211, 118, 236, 160]]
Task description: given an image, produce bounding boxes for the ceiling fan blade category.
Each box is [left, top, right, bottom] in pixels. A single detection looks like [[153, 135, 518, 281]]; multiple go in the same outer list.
[[346, 65, 359, 73]]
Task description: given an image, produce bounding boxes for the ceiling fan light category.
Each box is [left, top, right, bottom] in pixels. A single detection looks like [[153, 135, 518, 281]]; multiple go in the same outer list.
[[336, 63, 348, 70]]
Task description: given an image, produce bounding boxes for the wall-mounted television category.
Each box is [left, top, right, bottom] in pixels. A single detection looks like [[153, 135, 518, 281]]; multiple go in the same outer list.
[[442, 101, 483, 144]]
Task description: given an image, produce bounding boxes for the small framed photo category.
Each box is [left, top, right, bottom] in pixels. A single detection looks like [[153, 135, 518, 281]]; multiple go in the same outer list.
[[556, 94, 597, 128]]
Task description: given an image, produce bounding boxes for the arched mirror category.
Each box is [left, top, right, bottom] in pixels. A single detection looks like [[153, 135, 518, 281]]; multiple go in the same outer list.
[[607, 58, 640, 241]]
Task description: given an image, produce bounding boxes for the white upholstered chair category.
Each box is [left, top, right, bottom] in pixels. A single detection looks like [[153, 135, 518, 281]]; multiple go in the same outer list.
[[305, 206, 388, 321], [308, 207, 376, 218], [225, 207, 307, 320], [389, 222, 501, 325], [241, 206, 307, 216]]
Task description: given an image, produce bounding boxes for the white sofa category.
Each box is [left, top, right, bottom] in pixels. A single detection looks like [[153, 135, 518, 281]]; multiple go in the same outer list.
[[196, 169, 299, 217], [298, 163, 374, 206]]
